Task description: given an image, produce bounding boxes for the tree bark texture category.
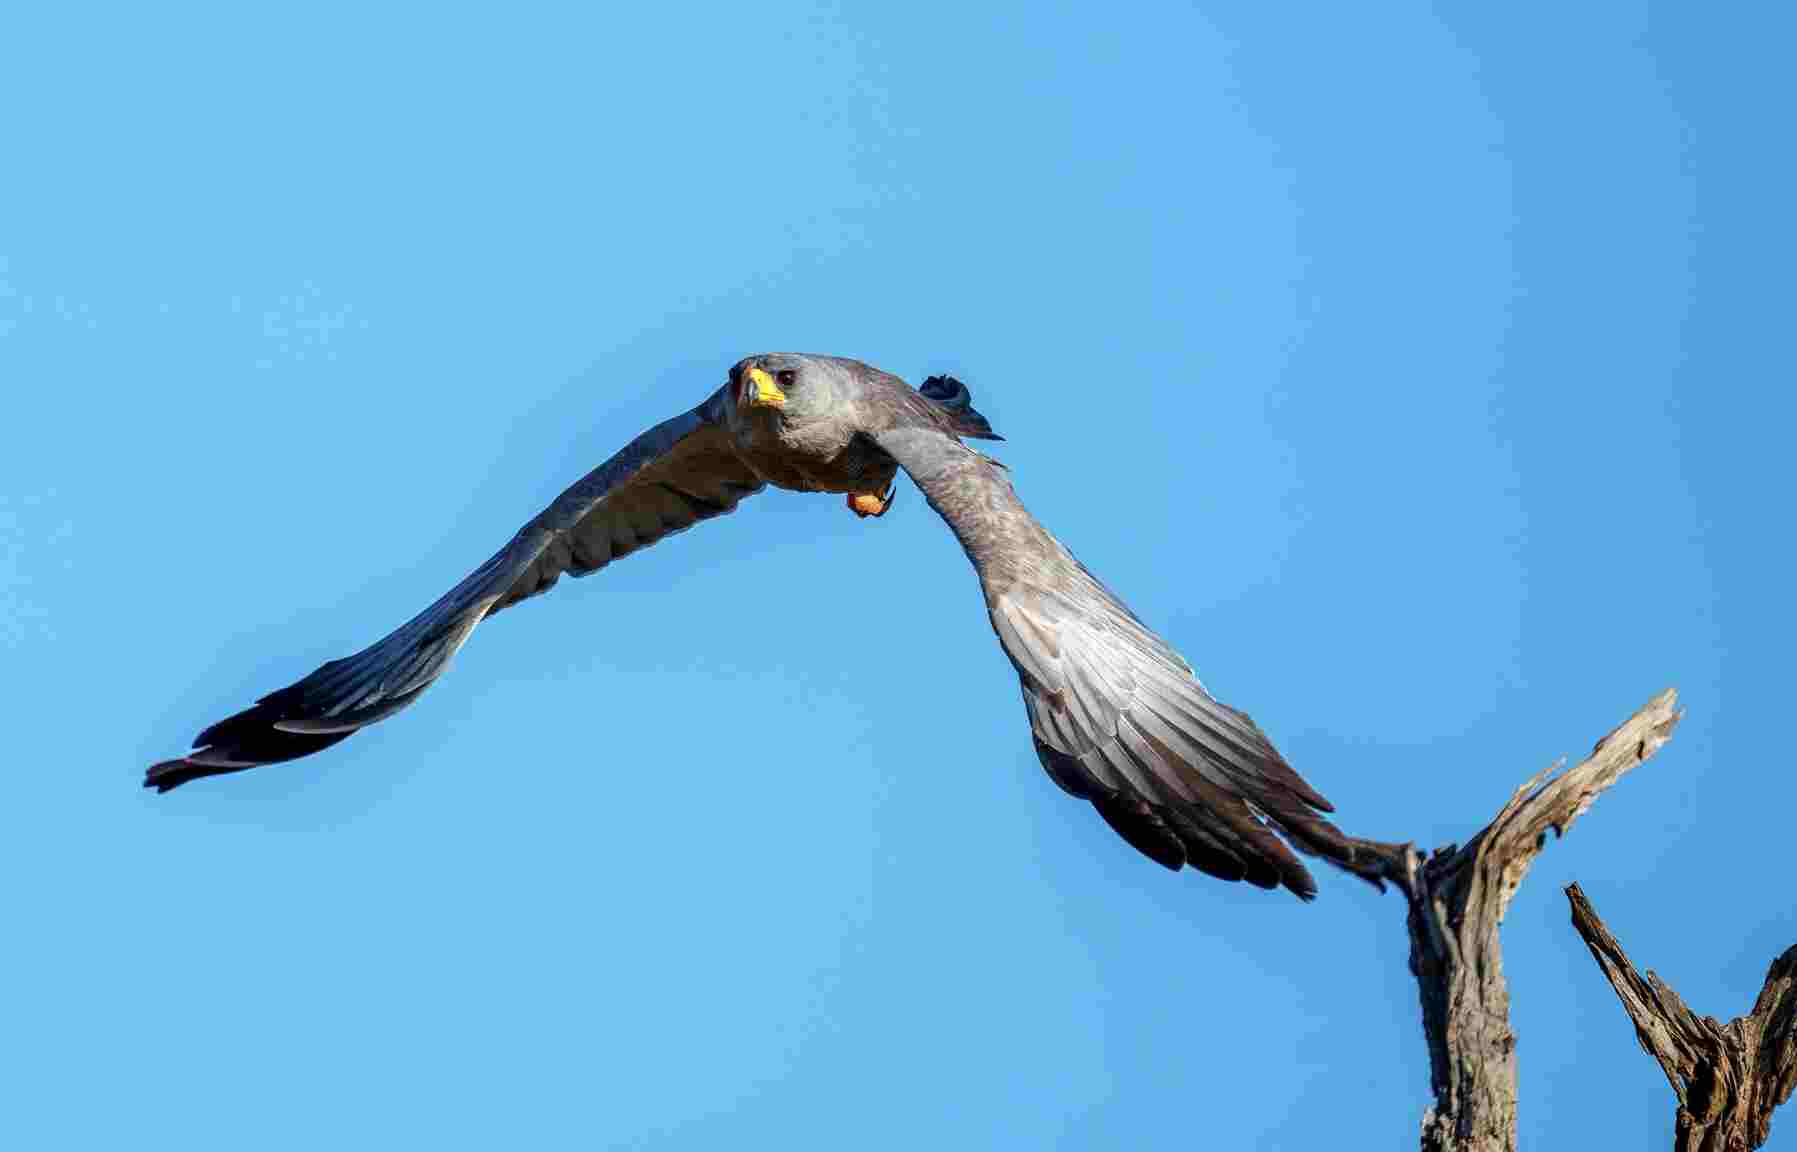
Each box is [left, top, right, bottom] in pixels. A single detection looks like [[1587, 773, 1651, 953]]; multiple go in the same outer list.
[[1566, 883, 1797, 1151], [1347, 689, 1684, 1151]]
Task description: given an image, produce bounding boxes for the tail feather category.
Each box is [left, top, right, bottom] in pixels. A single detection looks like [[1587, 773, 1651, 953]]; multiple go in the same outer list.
[[920, 374, 1001, 441]]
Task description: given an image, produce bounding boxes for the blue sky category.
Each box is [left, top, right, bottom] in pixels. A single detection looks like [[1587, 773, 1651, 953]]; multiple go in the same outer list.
[[2, 2, 1789, 1147]]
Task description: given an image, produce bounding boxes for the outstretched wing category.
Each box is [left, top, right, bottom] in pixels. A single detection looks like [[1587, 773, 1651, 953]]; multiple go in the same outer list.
[[871, 403, 1363, 899], [146, 387, 762, 792]]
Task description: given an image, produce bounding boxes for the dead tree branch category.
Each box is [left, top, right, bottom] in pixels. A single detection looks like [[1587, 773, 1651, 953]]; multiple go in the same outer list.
[[1566, 882, 1797, 1151], [1345, 688, 1683, 1151]]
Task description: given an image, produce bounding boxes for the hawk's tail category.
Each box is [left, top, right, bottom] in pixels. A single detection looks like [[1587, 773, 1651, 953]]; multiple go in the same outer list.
[[920, 374, 1001, 441]]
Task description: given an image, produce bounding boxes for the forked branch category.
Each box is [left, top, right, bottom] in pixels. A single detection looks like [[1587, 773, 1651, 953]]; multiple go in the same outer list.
[[1343, 689, 1684, 1151], [1566, 883, 1797, 1151]]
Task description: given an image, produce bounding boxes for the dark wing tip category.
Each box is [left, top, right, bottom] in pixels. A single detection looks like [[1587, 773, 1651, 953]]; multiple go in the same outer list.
[[145, 690, 358, 793], [1090, 789, 1319, 899], [144, 757, 227, 793], [144, 759, 188, 792], [1094, 795, 1186, 871]]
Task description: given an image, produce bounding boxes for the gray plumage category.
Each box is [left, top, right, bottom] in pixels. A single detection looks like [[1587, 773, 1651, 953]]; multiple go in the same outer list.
[[148, 353, 1366, 899]]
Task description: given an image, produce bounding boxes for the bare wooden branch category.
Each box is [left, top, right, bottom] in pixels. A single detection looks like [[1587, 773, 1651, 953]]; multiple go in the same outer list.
[[1345, 688, 1683, 1151], [1566, 882, 1797, 1151]]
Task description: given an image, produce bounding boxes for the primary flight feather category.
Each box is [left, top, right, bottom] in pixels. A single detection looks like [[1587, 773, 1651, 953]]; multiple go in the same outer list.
[[148, 354, 1371, 899]]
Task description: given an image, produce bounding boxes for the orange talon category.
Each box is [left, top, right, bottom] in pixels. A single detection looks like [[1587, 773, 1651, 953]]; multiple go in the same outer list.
[[848, 486, 895, 519]]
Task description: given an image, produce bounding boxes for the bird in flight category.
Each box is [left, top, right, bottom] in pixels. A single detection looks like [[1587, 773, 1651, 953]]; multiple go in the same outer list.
[[148, 354, 1373, 898]]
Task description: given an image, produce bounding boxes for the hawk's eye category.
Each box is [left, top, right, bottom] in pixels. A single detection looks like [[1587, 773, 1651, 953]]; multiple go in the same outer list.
[[776, 369, 798, 389]]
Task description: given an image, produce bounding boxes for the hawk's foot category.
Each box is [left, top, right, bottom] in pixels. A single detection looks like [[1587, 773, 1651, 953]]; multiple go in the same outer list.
[[847, 485, 896, 519]]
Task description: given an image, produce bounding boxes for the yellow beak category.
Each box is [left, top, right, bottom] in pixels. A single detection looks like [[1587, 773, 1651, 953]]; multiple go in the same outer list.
[[744, 366, 787, 410]]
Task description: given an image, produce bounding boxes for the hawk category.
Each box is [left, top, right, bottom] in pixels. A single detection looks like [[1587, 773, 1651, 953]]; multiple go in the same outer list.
[[148, 354, 1371, 898]]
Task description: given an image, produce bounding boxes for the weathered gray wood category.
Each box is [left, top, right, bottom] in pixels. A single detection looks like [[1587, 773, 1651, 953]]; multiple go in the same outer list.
[[1347, 688, 1683, 1151], [1567, 882, 1797, 1150]]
